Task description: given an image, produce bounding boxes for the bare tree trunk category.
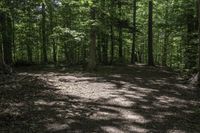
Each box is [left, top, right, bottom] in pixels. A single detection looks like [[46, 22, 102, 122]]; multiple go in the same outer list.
[[0, 12, 12, 65], [162, 1, 169, 66], [198, 0, 200, 85], [110, 0, 115, 64], [148, 0, 154, 66], [49, 0, 57, 64], [0, 12, 5, 68], [88, 5, 96, 70], [118, 1, 123, 63], [131, 0, 137, 64], [42, 2, 48, 64], [0, 11, 12, 73]]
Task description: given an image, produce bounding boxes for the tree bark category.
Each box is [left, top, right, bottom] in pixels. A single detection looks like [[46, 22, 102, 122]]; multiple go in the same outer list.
[[88, 5, 96, 70], [49, 0, 57, 64], [131, 0, 137, 64], [42, 2, 48, 64], [110, 0, 115, 64], [198, 0, 200, 85], [27, 8, 33, 63], [0, 12, 5, 68], [0, 12, 12, 65], [0, 11, 12, 73], [162, 2, 169, 66], [118, 1, 123, 63], [148, 0, 154, 66]]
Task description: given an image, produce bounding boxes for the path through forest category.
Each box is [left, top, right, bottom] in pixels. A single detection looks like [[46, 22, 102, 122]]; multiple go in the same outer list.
[[0, 65, 200, 133]]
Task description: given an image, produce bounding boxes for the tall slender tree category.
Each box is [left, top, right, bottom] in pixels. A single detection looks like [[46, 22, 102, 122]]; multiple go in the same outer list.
[[131, 0, 137, 64], [0, 12, 5, 69], [0, 12, 12, 65], [49, 0, 57, 64], [118, 1, 123, 63], [198, 0, 200, 85], [42, 1, 48, 64], [148, 0, 154, 66], [88, 3, 96, 70], [162, 0, 169, 66], [110, 0, 115, 64]]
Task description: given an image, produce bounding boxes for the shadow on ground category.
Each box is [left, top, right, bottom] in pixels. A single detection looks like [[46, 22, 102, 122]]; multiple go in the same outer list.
[[0, 65, 200, 133]]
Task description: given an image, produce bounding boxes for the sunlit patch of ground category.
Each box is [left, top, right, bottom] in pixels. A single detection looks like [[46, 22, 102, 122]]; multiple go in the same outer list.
[[1, 66, 200, 133]]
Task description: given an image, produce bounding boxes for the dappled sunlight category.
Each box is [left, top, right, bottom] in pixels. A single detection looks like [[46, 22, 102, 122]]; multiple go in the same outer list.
[[1, 66, 200, 132], [46, 123, 69, 132], [107, 97, 135, 107], [101, 126, 124, 133]]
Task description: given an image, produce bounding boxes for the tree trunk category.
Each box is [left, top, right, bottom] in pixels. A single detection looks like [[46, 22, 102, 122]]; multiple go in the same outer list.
[[97, 34, 102, 64], [185, 4, 197, 69], [110, 25, 114, 64], [42, 2, 48, 64], [0, 15, 5, 69], [148, 0, 154, 66], [162, 2, 169, 66], [88, 5, 96, 70], [102, 36, 108, 65], [49, 0, 57, 64], [27, 8, 33, 63], [131, 0, 137, 64], [0, 11, 12, 73], [110, 0, 115, 64], [1, 12, 12, 65], [198, 0, 200, 85], [52, 39, 57, 63], [118, 1, 123, 63], [0, 41, 4, 69], [1, 13, 12, 65]]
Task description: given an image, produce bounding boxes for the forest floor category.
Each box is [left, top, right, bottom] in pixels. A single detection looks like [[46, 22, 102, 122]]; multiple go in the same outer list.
[[0, 65, 200, 133]]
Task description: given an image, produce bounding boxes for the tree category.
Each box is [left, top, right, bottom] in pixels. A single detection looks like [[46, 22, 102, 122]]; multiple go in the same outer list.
[[88, 3, 97, 70], [118, 1, 123, 63], [110, 0, 115, 64], [148, 0, 154, 66], [0, 12, 5, 68], [131, 0, 137, 64], [198, 0, 200, 85], [0, 10, 12, 73], [42, 1, 48, 64], [49, 0, 57, 64], [162, 0, 169, 66], [0, 11, 12, 65]]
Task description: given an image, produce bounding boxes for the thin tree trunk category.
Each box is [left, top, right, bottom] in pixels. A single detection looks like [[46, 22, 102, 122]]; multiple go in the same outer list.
[[110, 25, 114, 64], [12, 17, 15, 62], [102, 36, 108, 65], [110, 0, 115, 64], [198, 0, 200, 85], [162, 2, 169, 66], [118, 1, 123, 63], [97, 34, 102, 64], [131, 0, 137, 64], [49, 1, 57, 64], [88, 5, 96, 70], [42, 2, 48, 64], [0, 13, 5, 68], [162, 32, 169, 66], [27, 8, 32, 63], [148, 0, 154, 66], [1, 12, 12, 65], [0, 11, 12, 73]]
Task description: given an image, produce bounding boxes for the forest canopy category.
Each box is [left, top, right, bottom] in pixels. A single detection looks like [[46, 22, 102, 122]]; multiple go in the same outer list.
[[0, 0, 200, 79]]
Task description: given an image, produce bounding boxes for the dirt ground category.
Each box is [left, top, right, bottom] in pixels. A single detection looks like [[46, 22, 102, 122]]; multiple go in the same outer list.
[[0, 65, 200, 133]]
